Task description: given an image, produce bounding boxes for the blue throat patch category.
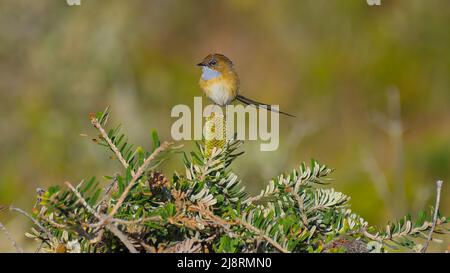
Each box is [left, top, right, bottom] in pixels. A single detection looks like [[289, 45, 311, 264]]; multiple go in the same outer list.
[[201, 66, 221, 80]]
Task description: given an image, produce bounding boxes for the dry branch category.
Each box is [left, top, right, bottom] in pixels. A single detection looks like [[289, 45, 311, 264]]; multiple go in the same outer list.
[[0, 221, 23, 253], [422, 180, 443, 253], [90, 116, 134, 176], [105, 141, 172, 221], [65, 181, 138, 253], [9, 206, 53, 240]]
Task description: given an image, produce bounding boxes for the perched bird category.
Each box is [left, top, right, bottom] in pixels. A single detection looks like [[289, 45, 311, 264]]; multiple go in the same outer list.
[[197, 53, 295, 117]]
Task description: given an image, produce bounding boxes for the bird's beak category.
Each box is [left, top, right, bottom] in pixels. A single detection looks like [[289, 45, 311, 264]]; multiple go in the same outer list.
[[197, 61, 206, 67]]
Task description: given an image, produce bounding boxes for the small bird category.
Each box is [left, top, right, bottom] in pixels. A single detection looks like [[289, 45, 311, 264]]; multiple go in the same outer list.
[[197, 53, 295, 117]]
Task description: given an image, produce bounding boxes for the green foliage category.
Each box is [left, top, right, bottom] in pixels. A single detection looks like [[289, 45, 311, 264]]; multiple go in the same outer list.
[[25, 109, 448, 253]]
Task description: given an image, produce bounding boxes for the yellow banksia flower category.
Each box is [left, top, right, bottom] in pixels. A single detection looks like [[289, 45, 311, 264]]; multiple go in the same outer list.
[[204, 111, 226, 157]]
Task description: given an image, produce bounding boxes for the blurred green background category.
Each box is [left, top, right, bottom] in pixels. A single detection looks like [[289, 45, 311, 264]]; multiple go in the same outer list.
[[0, 0, 449, 252]]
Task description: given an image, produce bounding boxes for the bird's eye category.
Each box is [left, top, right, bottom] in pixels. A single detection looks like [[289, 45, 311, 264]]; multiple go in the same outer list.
[[209, 59, 217, 66]]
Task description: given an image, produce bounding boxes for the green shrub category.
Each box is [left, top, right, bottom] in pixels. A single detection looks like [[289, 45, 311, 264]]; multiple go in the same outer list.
[[21, 109, 448, 253]]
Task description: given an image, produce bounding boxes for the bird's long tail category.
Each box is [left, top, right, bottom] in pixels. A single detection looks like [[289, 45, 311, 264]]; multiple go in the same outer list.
[[235, 95, 295, 117]]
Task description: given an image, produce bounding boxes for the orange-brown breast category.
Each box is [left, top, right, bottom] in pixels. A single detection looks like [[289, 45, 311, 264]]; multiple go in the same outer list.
[[199, 70, 239, 106]]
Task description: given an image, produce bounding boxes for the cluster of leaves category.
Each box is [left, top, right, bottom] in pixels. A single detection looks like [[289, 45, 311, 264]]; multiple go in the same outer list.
[[25, 109, 448, 253]]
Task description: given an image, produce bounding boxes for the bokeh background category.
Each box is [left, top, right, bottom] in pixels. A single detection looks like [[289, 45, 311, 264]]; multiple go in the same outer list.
[[0, 0, 449, 252]]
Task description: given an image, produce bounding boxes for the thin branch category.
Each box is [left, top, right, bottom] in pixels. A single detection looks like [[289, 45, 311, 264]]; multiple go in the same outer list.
[[163, 238, 202, 253], [191, 205, 289, 253], [89, 229, 104, 244], [65, 181, 138, 253], [242, 195, 265, 205], [36, 207, 67, 229], [90, 116, 135, 176], [89, 216, 162, 228], [87, 116, 172, 251], [107, 224, 139, 253], [9, 206, 53, 240], [35, 241, 44, 253], [243, 187, 279, 205], [105, 141, 172, 221], [422, 180, 443, 253], [362, 213, 445, 243], [65, 182, 101, 218], [291, 189, 309, 227], [94, 174, 119, 210], [139, 241, 155, 253], [193, 205, 233, 230], [234, 217, 290, 253], [38, 215, 67, 229], [0, 221, 23, 253], [111, 216, 162, 225]]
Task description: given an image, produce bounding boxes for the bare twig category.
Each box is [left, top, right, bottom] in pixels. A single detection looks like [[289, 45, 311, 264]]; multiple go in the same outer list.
[[9, 206, 53, 240], [291, 190, 309, 227], [139, 241, 155, 253], [35, 241, 44, 253], [107, 224, 139, 253], [191, 205, 289, 253], [90, 116, 135, 176], [0, 221, 23, 253], [65, 181, 138, 253], [192, 205, 233, 230], [89, 116, 173, 251], [89, 229, 104, 244], [362, 210, 445, 243], [105, 141, 172, 221], [94, 174, 119, 210], [39, 215, 67, 229], [234, 217, 290, 253], [36, 207, 67, 229], [65, 182, 101, 217], [422, 180, 443, 253], [163, 238, 202, 253], [242, 195, 265, 205], [111, 216, 162, 225]]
